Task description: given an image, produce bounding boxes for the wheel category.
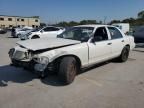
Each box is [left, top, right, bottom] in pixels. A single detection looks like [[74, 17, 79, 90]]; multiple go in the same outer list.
[[118, 46, 130, 62], [31, 35, 40, 39], [58, 57, 78, 85], [17, 34, 21, 38]]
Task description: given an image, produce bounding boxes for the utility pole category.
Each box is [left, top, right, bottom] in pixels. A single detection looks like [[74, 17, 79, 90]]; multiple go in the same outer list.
[[103, 16, 107, 24]]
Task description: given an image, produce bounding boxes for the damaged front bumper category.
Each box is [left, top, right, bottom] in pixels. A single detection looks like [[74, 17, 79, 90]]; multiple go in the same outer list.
[[11, 59, 35, 70], [9, 48, 54, 77], [11, 59, 54, 77]]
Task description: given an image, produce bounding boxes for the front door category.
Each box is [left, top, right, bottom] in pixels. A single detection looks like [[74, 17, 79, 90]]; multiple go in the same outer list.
[[88, 27, 112, 65]]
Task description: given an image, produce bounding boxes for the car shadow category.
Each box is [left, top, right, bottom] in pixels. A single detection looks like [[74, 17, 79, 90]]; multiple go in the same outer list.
[[0, 65, 37, 87], [40, 75, 65, 86], [41, 62, 110, 86], [79, 62, 109, 74], [0, 60, 130, 87], [135, 43, 144, 48], [133, 49, 144, 53], [0, 65, 67, 87], [7, 37, 18, 39], [0, 63, 110, 87], [133, 43, 144, 53]]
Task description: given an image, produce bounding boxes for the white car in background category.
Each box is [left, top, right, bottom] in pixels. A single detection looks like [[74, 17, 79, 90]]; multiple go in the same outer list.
[[11, 27, 33, 38], [17, 27, 33, 38], [20, 26, 65, 40]]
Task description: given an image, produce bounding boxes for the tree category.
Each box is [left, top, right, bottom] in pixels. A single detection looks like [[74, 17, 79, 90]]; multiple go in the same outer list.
[[80, 20, 97, 25], [138, 11, 144, 19], [55, 20, 97, 27], [40, 23, 46, 27], [69, 21, 79, 26], [122, 18, 135, 23], [99, 21, 103, 24], [134, 18, 144, 25], [56, 21, 69, 27], [109, 20, 121, 25]]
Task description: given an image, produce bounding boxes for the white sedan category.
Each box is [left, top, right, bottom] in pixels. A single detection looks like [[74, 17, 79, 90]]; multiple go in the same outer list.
[[20, 26, 65, 40], [11, 27, 33, 38], [9, 25, 135, 84]]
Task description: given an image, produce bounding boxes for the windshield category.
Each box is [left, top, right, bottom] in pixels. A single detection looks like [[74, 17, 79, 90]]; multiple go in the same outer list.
[[21, 28, 31, 31], [31, 27, 42, 32], [57, 27, 94, 41]]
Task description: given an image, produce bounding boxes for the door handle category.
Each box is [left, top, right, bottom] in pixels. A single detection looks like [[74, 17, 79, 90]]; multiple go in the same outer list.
[[121, 40, 125, 42], [107, 43, 112, 45]]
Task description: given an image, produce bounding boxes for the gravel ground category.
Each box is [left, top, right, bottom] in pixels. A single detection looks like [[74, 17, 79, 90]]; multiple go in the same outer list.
[[0, 32, 144, 108]]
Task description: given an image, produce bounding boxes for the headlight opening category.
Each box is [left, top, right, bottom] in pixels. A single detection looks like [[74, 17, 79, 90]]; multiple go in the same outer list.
[[33, 56, 49, 65]]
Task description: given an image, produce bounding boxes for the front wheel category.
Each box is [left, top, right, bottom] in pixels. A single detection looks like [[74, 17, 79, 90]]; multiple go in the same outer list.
[[117, 46, 130, 62], [58, 57, 78, 85]]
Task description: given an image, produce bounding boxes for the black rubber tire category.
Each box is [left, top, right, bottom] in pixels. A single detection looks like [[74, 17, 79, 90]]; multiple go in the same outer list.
[[58, 57, 78, 85], [17, 34, 21, 38], [31, 35, 40, 39], [118, 46, 130, 62]]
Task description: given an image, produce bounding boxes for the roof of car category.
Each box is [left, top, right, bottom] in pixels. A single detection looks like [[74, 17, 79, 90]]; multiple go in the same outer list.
[[75, 24, 112, 28]]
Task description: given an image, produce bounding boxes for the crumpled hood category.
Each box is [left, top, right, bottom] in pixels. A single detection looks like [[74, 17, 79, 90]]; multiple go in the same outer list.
[[17, 38, 81, 51]]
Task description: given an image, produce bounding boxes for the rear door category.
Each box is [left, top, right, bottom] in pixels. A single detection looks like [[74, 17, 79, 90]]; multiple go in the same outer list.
[[107, 27, 125, 57]]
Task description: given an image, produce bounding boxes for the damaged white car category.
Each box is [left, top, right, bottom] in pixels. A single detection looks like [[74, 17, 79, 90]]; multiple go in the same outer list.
[[9, 25, 135, 84]]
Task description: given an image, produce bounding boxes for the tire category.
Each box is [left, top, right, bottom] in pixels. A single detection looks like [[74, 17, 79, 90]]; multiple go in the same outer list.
[[58, 57, 78, 85], [31, 35, 40, 39], [117, 46, 130, 62], [17, 34, 21, 38]]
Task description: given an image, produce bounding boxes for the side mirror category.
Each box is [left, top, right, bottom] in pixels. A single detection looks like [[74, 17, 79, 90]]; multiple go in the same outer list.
[[91, 37, 96, 43]]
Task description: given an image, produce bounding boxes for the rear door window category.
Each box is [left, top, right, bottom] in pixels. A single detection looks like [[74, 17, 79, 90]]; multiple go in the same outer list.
[[108, 27, 123, 39]]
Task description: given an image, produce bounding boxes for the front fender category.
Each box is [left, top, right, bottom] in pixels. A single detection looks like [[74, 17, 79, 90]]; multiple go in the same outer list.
[[37, 43, 89, 67], [39, 50, 74, 62]]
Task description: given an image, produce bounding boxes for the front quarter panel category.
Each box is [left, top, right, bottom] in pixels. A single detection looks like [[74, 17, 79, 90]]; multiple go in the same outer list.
[[38, 43, 89, 67]]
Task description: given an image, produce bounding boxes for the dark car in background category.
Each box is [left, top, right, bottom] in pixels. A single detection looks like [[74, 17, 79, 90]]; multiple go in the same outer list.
[[133, 26, 144, 43], [0, 28, 7, 34]]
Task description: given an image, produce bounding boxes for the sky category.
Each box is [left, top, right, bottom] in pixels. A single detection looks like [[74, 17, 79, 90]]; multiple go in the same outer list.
[[0, 0, 144, 23]]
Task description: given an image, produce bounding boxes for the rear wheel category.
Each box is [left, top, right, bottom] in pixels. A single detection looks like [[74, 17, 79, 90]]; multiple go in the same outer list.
[[117, 46, 130, 62], [58, 57, 78, 85]]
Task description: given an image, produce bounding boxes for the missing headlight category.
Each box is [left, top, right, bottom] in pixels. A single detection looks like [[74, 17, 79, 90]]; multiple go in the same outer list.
[[33, 56, 49, 65], [8, 48, 15, 58]]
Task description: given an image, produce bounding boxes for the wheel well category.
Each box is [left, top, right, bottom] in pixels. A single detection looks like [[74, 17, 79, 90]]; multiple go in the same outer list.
[[32, 35, 40, 39], [54, 55, 82, 68], [125, 44, 130, 49]]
